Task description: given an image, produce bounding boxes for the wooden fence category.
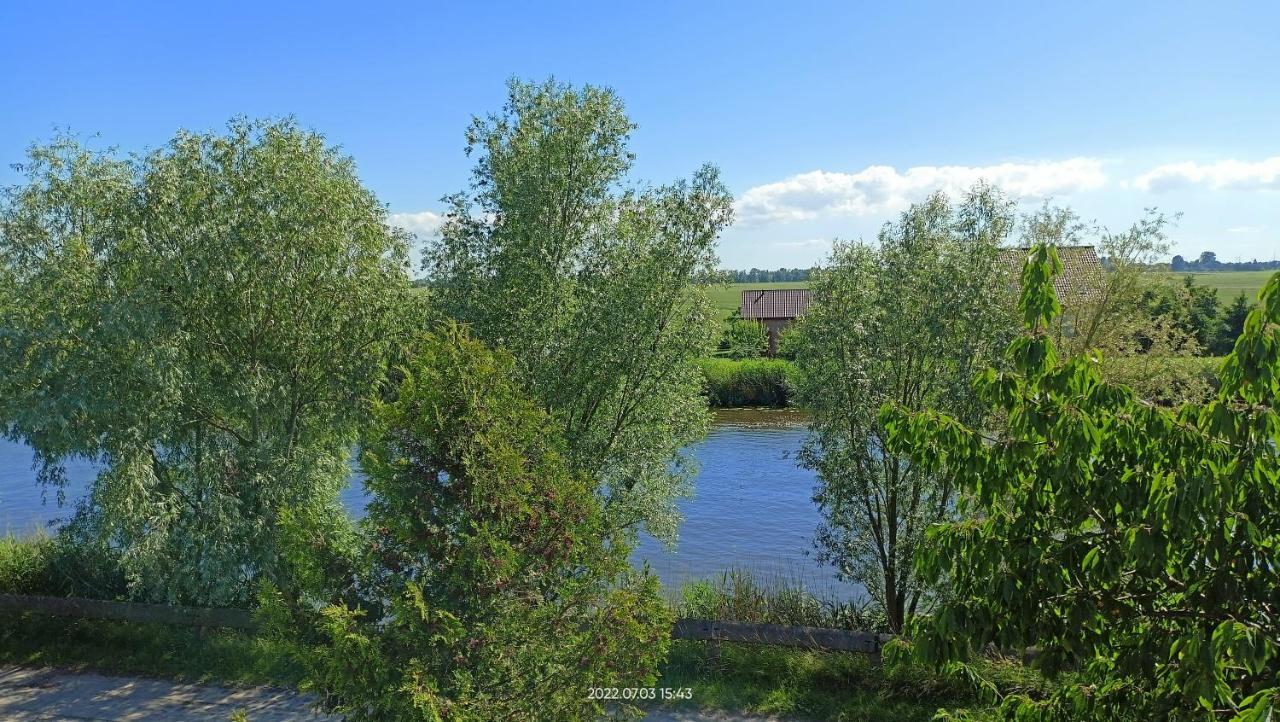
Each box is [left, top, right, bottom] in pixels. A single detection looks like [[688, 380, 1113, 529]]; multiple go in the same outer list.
[[0, 593, 255, 630], [0, 593, 892, 656]]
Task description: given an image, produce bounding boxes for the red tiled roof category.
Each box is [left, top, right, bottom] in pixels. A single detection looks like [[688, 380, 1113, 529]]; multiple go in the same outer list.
[[741, 289, 812, 320], [998, 245, 1104, 304]]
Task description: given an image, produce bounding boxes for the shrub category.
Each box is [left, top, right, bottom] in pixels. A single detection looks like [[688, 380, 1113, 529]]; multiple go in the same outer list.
[[1101, 354, 1221, 405], [0, 532, 127, 600], [719, 319, 768, 359], [884, 250, 1280, 719], [265, 324, 671, 722], [698, 358, 795, 406]]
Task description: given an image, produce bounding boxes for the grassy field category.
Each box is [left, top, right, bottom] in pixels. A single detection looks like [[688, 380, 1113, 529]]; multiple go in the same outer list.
[[1159, 270, 1273, 302], [708, 271, 1275, 319], [710, 281, 809, 319]]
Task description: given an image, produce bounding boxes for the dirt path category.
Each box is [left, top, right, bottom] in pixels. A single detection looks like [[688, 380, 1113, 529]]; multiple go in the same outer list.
[[0, 666, 788, 722]]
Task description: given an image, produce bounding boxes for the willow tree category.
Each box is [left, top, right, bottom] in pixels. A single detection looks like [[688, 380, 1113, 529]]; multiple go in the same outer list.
[[788, 186, 1018, 632], [0, 120, 419, 605], [425, 78, 732, 541]]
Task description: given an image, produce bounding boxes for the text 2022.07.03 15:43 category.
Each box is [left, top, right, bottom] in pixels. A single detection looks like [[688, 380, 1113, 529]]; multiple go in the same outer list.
[[587, 688, 694, 701]]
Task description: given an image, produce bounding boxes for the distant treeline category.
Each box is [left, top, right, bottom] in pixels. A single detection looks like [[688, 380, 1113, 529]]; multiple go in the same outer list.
[[725, 267, 815, 283], [1171, 252, 1280, 272]]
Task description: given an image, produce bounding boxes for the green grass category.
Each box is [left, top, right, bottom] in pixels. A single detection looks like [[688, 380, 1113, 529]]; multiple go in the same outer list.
[[651, 640, 1052, 721], [0, 609, 1007, 722], [0, 561, 1059, 721], [0, 612, 303, 687], [710, 281, 810, 319], [1160, 270, 1273, 302]]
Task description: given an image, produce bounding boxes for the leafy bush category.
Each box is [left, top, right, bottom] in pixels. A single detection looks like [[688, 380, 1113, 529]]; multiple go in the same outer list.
[[719, 319, 768, 359], [0, 532, 126, 600], [265, 325, 671, 722], [1101, 353, 1221, 405], [884, 249, 1280, 720], [698, 358, 795, 406]]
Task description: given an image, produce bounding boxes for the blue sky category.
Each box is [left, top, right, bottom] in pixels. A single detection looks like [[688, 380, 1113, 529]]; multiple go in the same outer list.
[[3, 0, 1278, 269]]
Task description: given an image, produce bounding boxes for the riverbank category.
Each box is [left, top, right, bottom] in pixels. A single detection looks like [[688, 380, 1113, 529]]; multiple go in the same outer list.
[[698, 358, 796, 407]]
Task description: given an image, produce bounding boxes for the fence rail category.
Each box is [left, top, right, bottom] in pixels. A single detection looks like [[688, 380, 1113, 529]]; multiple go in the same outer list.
[[0, 593, 255, 630], [1, 593, 892, 655]]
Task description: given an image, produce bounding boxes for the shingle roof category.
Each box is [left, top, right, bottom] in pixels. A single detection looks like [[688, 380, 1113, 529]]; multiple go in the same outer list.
[[998, 245, 1104, 304], [741, 289, 812, 320]]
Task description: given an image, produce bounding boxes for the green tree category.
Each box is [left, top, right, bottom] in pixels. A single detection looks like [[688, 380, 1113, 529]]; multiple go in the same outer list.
[[721, 318, 768, 359], [425, 78, 732, 542], [788, 186, 1018, 632], [0, 121, 419, 605], [264, 325, 671, 722], [1215, 292, 1253, 355], [1023, 206, 1215, 403], [883, 248, 1280, 720], [1183, 275, 1227, 351]]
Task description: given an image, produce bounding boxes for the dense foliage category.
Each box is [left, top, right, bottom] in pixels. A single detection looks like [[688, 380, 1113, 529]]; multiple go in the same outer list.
[[1023, 206, 1241, 403], [1141, 276, 1253, 356], [697, 358, 795, 407], [789, 186, 1019, 632], [719, 318, 769, 359], [1172, 251, 1280, 272], [0, 120, 419, 605], [726, 267, 814, 283], [0, 533, 126, 600], [884, 248, 1280, 720], [266, 325, 670, 722], [425, 78, 731, 542]]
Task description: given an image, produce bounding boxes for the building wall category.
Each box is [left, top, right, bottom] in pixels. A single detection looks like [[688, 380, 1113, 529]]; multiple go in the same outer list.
[[762, 318, 791, 356]]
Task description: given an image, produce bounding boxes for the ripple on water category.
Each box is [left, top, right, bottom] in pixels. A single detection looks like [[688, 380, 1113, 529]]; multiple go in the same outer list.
[[0, 408, 862, 601]]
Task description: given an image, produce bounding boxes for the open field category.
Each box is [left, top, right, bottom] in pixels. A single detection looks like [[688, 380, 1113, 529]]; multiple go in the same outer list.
[[1160, 270, 1273, 302], [710, 282, 809, 319], [708, 271, 1276, 320]]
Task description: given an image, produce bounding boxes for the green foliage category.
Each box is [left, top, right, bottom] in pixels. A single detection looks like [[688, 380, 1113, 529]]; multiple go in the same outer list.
[[1221, 293, 1254, 354], [882, 248, 1280, 720], [789, 185, 1019, 632], [0, 532, 127, 600], [424, 78, 731, 542], [676, 569, 884, 631], [0, 120, 421, 605], [1100, 354, 1221, 406], [720, 318, 769, 359], [697, 358, 795, 406], [265, 325, 672, 722]]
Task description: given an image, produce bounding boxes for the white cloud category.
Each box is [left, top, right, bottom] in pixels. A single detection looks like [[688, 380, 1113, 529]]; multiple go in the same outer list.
[[388, 210, 444, 237], [772, 238, 830, 249], [1226, 225, 1265, 234], [1134, 157, 1280, 192], [735, 158, 1107, 226]]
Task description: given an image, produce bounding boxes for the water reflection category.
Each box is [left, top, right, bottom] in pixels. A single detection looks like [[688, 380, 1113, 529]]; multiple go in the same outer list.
[[1, 407, 863, 602]]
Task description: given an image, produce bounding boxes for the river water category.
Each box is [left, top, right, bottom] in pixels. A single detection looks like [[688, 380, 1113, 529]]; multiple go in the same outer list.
[[0, 408, 859, 600]]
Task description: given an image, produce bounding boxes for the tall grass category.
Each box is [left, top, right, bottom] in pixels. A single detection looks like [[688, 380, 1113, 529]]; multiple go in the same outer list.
[[0, 531, 127, 600], [674, 568, 887, 632], [698, 358, 796, 407]]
